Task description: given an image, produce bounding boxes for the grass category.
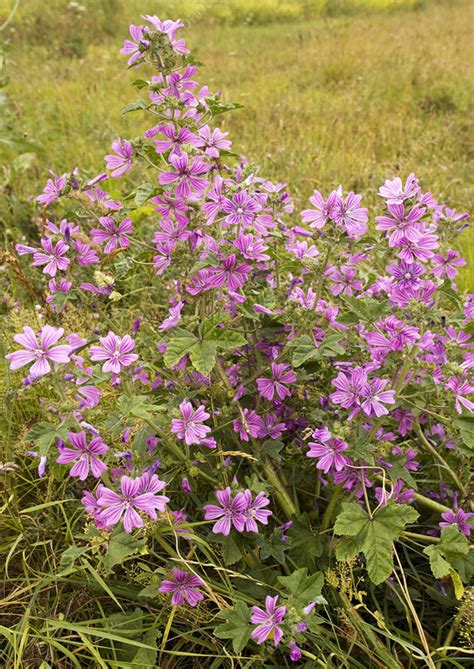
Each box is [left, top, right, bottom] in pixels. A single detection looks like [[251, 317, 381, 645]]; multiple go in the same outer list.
[[1, 0, 473, 285]]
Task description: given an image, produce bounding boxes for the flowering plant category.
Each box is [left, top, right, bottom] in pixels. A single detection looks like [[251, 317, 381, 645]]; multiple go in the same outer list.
[[4, 14, 473, 667]]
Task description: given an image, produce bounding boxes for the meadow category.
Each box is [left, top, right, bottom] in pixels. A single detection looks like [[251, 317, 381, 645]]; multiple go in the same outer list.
[[1, 1, 474, 668], [1, 0, 473, 283]]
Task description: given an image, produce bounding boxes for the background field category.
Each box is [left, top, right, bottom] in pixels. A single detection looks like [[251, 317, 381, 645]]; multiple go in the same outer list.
[[1, 0, 473, 286]]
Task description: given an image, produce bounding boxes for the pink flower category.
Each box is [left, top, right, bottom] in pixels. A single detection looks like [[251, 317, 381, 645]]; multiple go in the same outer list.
[[91, 216, 132, 253], [332, 191, 368, 238], [251, 595, 286, 646], [207, 254, 252, 291], [159, 151, 209, 197], [159, 301, 185, 331], [105, 138, 133, 177], [120, 24, 150, 65], [6, 325, 72, 378], [195, 125, 231, 157], [96, 473, 169, 533], [31, 238, 70, 277], [89, 331, 139, 374], [431, 249, 466, 280], [36, 171, 67, 206], [159, 568, 204, 607], [301, 189, 339, 229], [56, 431, 108, 480], [171, 400, 211, 446], [242, 490, 272, 532], [307, 428, 349, 473], [203, 487, 248, 535], [222, 190, 261, 227], [445, 376, 474, 414], [257, 363, 297, 401], [378, 173, 419, 204], [360, 378, 396, 417]]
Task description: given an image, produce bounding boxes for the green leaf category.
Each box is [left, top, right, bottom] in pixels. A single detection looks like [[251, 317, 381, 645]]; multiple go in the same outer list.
[[424, 525, 470, 590], [333, 502, 370, 536], [207, 98, 244, 117], [165, 322, 246, 375], [122, 99, 147, 114], [286, 514, 323, 569], [102, 529, 146, 574], [454, 416, 474, 451], [131, 78, 149, 89], [117, 395, 160, 421], [58, 546, 89, 576], [26, 422, 68, 457], [289, 335, 320, 368], [214, 601, 251, 653], [212, 534, 242, 565], [278, 568, 324, 609], [334, 502, 419, 585]]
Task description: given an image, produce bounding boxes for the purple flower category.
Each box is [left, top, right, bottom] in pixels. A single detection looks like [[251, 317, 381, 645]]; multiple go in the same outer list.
[[307, 428, 349, 473], [159, 568, 204, 607], [203, 487, 248, 535], [91, 216, 132, 254], [6, 325, 72, 378], [56, 431, 108, 480], [392, 224, 439, 263], [159, 301, 185, 331], [171, 400, 211, 446], [31, 238, 70, 277], [89, 331, 139, 374], [289, 641, 302, 662], [330, 367, 368, 413], [196, 125, 231, 157], [207, 254, 252, 291], [440, 508, 474, 537], [120, 24, 150, 65], [378, 173, 419, 204], [301, 189, 339, 229], [242, 490, 272, 532], [154, 124, 200, 156], [234, 233, 270, 261], [431, 249, 466, 280], [360, 378, 396, 417], [376, 203, 425, 244], [96, 473, 169, 533], [36, 170, 67, 206], [233, 409, 265, 441], [445, 376, 474, 414], [250, 595, 286, 646], [159, 152, 209, 197], [105, 138, 133, 177], [332, 191, 368, 238], [222, 190, 261, 227], [256, 363, 297, 401]]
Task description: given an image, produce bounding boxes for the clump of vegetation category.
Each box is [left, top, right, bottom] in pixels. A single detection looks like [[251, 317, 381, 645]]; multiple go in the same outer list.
[[1, 12, 473, 668]]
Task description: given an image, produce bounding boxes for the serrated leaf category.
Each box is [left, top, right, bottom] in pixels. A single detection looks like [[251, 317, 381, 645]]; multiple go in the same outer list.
[[102, 529, 146, 574], [290, 335, 320, 368], [117, 395, 160, 421], [334, 502, 419, 585], [278, 568, 324, 608], [424, 525, 470, 588], [122, 99, 147, 114], [286, 514, 322, 569], [214, 601, 251, 653], [212, 534, 242, 565], [26, 422, 68, 457]]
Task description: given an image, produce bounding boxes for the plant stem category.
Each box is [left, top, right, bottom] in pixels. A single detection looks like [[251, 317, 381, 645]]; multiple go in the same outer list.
[[416, 422, 465, 494], [262, 457, 297, 518]]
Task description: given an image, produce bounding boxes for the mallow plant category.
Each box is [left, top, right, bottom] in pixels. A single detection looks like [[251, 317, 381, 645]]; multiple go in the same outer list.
[[4, 14, 473, 669]]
